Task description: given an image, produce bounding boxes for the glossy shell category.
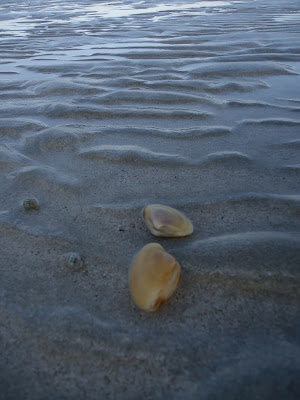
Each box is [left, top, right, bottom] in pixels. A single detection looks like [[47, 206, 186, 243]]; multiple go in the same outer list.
[[143, 204, 193, 237], [129, 243, 181, 312], [22, 198, 39, 211]]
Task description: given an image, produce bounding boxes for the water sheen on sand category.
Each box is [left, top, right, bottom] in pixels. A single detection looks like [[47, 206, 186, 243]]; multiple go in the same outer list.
[[0, 0, 299, 399]]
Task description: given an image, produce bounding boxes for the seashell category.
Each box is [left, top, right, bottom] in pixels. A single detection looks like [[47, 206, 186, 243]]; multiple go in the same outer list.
[[60, 252, 84, 270], [143, 204, 193, 237], [129, 243, 181, 312], [22, 198, 39, 211]]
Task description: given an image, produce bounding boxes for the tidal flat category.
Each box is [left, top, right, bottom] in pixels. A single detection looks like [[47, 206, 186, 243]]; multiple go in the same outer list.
[[0, 0, 299, 399]]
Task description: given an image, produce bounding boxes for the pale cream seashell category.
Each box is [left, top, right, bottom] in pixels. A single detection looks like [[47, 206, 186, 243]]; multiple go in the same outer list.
[[129, 243, 181, 312], [143, 204, 193, 237]]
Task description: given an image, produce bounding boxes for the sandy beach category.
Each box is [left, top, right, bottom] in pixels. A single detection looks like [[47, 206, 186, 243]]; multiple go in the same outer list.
[[0, 0, 299, 398]]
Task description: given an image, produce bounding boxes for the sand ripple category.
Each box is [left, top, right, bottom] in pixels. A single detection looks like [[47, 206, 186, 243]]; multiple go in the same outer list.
[[79, 146, 251, 166]]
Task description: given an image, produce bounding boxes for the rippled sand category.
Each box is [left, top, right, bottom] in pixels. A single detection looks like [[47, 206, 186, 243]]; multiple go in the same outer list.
[[0, 0, 299, 398]]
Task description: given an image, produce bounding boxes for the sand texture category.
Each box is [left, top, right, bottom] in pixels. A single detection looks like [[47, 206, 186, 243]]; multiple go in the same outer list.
[[0, 0, 299, 399]]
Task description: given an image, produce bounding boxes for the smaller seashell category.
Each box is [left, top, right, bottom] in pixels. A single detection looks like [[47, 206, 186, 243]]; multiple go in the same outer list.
[[129, 243, 181, 312], [143, 204, 193, 237], [22, 198, 39, 211], [60, 252, 84, 270]]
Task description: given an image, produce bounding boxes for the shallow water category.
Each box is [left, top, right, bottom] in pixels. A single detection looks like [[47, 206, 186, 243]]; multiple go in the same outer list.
[[0, 0, 299, 399]]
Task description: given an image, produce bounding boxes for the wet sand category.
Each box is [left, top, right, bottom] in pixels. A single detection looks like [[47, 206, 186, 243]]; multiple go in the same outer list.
[[0, 0, 299, 398]]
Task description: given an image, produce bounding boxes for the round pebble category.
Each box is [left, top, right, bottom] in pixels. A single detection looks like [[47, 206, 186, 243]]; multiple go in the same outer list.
[[61, 252, 84, 270]]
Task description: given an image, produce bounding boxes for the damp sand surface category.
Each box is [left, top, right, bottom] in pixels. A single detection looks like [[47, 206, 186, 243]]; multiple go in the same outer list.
[[0, 0, 300, 398]]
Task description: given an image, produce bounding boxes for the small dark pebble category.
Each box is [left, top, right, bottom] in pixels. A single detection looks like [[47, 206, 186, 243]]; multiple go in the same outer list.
[[22, 198, 39, 211]]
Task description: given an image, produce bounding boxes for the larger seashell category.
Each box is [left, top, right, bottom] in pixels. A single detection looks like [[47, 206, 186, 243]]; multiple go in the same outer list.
[[143, 204, 193, 237], [129, 243, 181, 312]]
